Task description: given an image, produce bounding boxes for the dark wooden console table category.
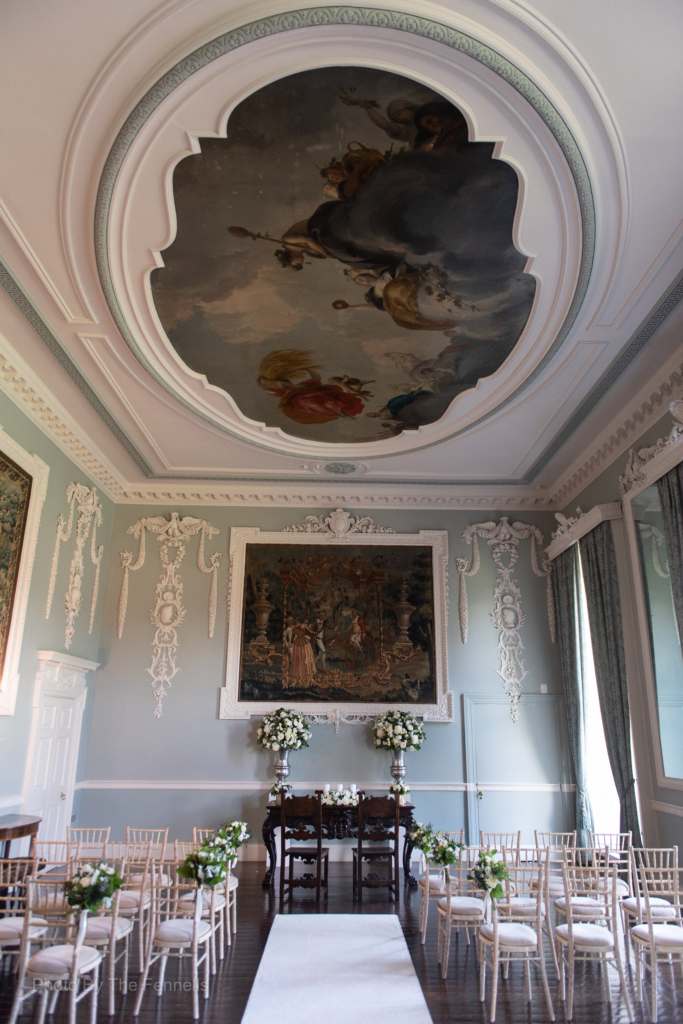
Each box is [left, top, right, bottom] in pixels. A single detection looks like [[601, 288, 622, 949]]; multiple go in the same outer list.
[[0, 814, 42, 858], [262, 801, 417, 889]]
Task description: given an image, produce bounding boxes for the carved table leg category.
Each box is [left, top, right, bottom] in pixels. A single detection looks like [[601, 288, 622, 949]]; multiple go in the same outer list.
[[403, 818, 417, 887], [262, 816, 277, 888]]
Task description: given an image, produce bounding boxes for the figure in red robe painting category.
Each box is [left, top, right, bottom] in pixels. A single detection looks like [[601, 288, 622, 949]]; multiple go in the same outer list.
[[257, 349, 373, 425], [289, 618, 317, 680]]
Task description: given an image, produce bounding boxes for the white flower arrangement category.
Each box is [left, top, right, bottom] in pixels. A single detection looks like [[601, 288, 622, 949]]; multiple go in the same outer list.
[[389, 781, 411, 796], [212, 819, 250, 860], [372, 710, 425, 751], [256, 708, 312, 752], [64, 861, 122, 912], [409, 821, 436, 854], [430, 834, 462, 869], [468, 849, 509, 901], [321, 789, 359, 807], [178, 846, 228, 888], [269, 780, 292, 797]]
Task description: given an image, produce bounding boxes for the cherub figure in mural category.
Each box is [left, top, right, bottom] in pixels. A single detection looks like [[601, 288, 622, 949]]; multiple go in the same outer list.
[[289, 617, 317, 682], [338, 88, 418, 145], [257, 349, 370, 424], [319, 142, 389, 201]]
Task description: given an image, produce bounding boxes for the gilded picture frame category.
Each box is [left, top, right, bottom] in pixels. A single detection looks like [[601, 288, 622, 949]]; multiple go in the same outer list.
[[219, 510, 451, 723]]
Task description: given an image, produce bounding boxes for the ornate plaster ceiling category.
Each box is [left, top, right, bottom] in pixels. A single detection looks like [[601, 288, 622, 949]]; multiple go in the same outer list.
[[0, 0, 681, 501]]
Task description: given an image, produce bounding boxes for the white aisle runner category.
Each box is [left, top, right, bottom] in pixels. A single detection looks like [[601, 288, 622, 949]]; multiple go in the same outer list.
[[241, 914, 433, 1024]]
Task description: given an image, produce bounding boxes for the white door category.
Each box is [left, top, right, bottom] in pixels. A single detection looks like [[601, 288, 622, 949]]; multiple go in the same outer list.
[[25, 691, 83, 841]]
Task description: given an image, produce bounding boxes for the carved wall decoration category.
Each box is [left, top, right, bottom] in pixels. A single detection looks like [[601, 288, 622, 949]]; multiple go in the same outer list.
[[282, 508, 394, 539], [117, 513, 221, 718], [456, 518, 555, 722], [638, 522, 670, 578], [620, 399, 683, 494], [46, 483, 104, 649]]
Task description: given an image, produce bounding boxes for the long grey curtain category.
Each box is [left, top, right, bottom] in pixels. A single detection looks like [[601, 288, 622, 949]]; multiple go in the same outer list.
[[657, 462, 683, 647], [552, 544, 594, 845], [579, 521, 642, 845]]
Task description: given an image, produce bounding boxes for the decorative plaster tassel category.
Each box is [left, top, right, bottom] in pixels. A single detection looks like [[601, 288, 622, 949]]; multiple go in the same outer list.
[[455, 533, 481, 643]]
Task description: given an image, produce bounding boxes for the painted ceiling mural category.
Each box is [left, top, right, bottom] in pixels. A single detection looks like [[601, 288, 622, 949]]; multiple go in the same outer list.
[[151, 67, 536, 444]]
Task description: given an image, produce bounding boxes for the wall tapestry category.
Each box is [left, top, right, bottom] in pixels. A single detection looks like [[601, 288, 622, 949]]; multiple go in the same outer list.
[[0, 450, 31, 683], [220, 511, 452, 724], [46, 483, 104, 649], [151, 66, 535, 444], [117, 513, 222, 718]]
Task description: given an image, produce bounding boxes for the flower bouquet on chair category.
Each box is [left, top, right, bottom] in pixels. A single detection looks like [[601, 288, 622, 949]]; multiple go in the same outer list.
[[64, 861, 123, 915], [178, 846, 229, 888], [429, 833, 463, 886], [468, 849, 509, 913]]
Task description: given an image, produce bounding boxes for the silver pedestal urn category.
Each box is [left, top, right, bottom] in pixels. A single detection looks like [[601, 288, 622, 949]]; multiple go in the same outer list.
[[274, 747, 291, 787], [390, 748, 406, 784]]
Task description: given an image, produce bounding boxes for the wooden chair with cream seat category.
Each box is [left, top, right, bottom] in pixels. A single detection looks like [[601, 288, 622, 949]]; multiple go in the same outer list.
[[631, 848, 683, 1023], [32, 843, 81, 920], [133, 872, 211, 1020], [83, 879, 134, 1016], [174, 840, 226, 973], [480, 831, 521, 864], [555, 859, 633, 1022], [478, 858, 555, 1023], [622, 846, 678, 968], [0, 857, 46, 969], [535, 831, 577, 902], [105, 840, 154, 972], [551, 847, 609, 979], [67, 828, 110, 862], [418, 829, 465, 943], [436, 849, 486, 977], [125, 827, 169, 880], [9, 878, 102, 1024], [192, 828, 239, 946], [589, 831, 632, 905]]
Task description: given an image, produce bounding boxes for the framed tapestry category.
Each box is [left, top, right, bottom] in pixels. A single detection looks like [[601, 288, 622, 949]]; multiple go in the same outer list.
[[219, 510, 452, 724], [0, 427, 49, 715]]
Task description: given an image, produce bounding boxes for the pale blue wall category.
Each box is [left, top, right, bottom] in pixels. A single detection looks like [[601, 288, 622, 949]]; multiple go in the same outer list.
[[80, 505, 569, 845], [0, 391, 114, 811]]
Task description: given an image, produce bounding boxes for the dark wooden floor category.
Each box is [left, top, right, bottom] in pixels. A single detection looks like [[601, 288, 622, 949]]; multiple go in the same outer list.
[[2, 863, 682, 1023]]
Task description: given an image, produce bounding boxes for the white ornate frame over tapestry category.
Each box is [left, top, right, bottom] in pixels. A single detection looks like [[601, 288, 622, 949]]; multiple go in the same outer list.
[[220, 510, 451, 723]]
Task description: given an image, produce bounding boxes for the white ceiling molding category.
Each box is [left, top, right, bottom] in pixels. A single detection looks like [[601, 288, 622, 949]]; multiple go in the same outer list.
[[0, 334, 126, 499], [548, 352, 683, 509], [619, 400, 683, 499], [545, 502, 623, 561]]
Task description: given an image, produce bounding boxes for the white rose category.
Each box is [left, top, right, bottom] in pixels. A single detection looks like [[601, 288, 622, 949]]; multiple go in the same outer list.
[[80, 877, 92, 888]]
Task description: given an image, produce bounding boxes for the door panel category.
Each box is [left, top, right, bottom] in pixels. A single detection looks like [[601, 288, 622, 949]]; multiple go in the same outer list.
[[25, 693, 84, 841], [464, 694, 571, 845]]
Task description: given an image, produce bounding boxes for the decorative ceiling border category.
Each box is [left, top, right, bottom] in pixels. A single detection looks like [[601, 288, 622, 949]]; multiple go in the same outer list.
[[94, 5, 596, 460], [0, 259, 153, 479], [548, 353, 683, 509], [0, 331, 126, 498], [526, 271, 683, 483]]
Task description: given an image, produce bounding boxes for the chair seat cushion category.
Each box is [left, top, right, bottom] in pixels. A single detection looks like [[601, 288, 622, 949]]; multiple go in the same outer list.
[[531, 877, 564, 893], [118, 889, 152, 912], [419, 872, 445, 891], [622, 897, 675, 919], [631, 924, 683, 948], [555, 923, 614, 948], [437, 896, 485, 917], [554, 896, 604, 917], [84, 916, 134, 942], [498, 897, 544, 918], [480, 922, 537, 947], [27, 944, 102, 977], [0, 917, 48, 942], [178, 892, 227, 914], [595, 878, 629, 897], [127, 871, 170, 887], [154, 919, 211, 945]]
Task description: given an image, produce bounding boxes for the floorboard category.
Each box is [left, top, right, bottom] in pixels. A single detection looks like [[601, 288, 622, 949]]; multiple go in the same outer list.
[[1, 863, 682, 1023]]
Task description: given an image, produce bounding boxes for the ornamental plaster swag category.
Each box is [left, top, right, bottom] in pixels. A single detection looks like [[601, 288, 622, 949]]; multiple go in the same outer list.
[[456, 518, 555, 722], [46, 483, 104, 649], [117, 512, 221, 718]]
